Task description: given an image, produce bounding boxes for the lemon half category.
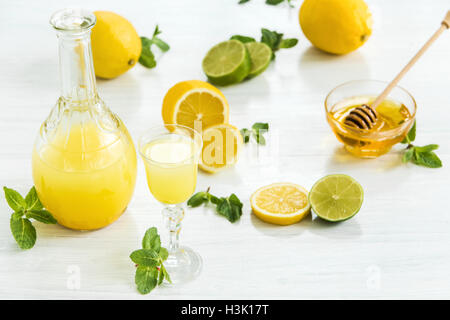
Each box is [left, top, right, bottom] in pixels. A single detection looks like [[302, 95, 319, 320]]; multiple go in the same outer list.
[[251, 183, 311, 225]]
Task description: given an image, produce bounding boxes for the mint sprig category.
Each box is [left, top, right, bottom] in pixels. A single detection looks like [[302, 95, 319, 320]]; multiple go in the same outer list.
[[139, 25, 170, 69], [188, 187, 243, 223], [241, 122, 269, 145], [401, 121, 442, 168], [231, 29, 298, 60], [130, 227, 171, 294], [261, 28, 298, 59], [3, 186, 57, 249]]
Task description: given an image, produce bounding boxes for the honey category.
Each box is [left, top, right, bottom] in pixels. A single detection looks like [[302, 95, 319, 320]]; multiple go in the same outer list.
[[328, 95, 412, 157]]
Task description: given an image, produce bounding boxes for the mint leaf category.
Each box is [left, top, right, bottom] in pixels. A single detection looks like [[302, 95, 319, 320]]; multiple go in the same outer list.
[[252, 122, 269, 145], [188, 189, 243, 223], [152, 38, 170, 52], [240, 128, 251, 143], [139, 26, 169, 69], [152, 25, 161, 37], [413, 150, 442, 168], [252, 122, 269, 131], [131, 227, 171, 293], [209, 193, 220, 205], [25, 186, 43, 211], [10, 216, 36, 249], [139, 41, 157, 68], [142, 227, 161, 252], [12, 211, 24, 220], [187, 191, 209, 207], [216, 194, 243, 223], [130, 249, 160, 267], [159, 247, 169, 261], [266, 0, 285, 5], [238, 0, 251, 3], [261, 28, 283, 53], [157, 268, 165, 285], [253, 132, 266, 145], [230, 35, 256, 43], [135, 266, 158, 294], [160, 264, 172, 284], [26, 209, 57, 224], [414, 144, 439, 153], [260, 29, 297, 58], [403, 148, 414, 163], [3, 187, 26, 212], [401, 121, 416, 144], [280, 38, 298, 49]]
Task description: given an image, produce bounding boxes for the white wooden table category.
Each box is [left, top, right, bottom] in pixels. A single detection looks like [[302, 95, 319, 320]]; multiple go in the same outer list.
[[1, 0, 450, 299]]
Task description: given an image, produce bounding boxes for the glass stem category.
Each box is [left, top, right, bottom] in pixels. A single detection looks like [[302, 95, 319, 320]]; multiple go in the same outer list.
[[162, 205, 184, 253]]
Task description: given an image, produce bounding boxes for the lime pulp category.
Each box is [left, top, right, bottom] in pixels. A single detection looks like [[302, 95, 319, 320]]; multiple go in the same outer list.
[[308, 174, 364, 222], [245, 42, 272, 78], [202, 40, 251, 86]]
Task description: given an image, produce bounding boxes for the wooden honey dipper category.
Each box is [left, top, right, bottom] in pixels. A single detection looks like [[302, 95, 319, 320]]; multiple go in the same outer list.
[[344, 10, 450, 130]]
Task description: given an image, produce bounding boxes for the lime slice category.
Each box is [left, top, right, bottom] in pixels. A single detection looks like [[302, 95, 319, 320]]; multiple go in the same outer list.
[[245, 42, 272, 78], [309, 174, 364, 222], [202, 40, 251, 86]]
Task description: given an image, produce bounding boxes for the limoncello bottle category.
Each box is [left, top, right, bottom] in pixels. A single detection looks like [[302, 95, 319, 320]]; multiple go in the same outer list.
[[32, 9, 137, 230]]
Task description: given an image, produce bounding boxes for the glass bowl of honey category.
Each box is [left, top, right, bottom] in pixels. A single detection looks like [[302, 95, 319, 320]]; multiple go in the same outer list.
[[325, 80, 417, 158]]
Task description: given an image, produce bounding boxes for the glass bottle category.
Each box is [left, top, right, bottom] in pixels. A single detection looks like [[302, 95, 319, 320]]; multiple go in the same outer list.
[[32, 8, 137, 230]]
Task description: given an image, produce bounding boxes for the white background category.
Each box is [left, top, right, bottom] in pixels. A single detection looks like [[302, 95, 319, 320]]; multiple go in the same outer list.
[[1, 0, 450, 299]]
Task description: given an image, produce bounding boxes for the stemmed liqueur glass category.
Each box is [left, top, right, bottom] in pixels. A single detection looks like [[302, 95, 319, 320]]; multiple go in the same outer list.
[[139, 124, 202, 284]]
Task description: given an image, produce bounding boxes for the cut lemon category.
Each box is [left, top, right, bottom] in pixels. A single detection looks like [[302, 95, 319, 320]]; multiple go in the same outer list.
[[309, 174, 364, 222], [162, 80, 229, 131], [251, 183, 311, 225], [202, 40, 251, 86], [199, 123, 243, 173]]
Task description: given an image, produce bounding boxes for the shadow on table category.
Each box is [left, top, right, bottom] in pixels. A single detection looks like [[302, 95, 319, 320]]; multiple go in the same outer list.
[[250, 211, 362, 240], [302, 214, 363, 240], [326, 145, 404, 172], [298, 46, 371, 91], [250, 211, 311, 238]]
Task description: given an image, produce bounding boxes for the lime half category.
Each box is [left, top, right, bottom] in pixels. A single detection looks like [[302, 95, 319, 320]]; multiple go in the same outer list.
[[245, 42, 272, 78], [202, 40, 251, 86], [309, 174, 364, 222]]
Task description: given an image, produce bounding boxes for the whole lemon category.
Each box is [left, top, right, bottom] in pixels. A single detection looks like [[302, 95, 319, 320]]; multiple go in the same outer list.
[[91, 11, 142, 79], [299, 0, 372, 55]]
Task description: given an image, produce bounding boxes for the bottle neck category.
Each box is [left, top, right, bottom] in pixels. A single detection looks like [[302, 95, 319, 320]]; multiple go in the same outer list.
[[57, 30, 97, 102]]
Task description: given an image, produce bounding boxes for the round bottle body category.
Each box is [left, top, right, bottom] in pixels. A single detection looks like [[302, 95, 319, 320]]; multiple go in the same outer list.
[[32, 117, 137, 230]]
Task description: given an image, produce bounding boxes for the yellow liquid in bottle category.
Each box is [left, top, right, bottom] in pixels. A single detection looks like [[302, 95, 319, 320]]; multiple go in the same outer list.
[[32, 121, 137, 230], [142, 134, 199, 204]]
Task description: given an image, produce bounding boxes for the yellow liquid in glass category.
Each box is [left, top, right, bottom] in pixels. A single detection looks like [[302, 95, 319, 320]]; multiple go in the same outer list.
[[32, 121, 137, 230], [142, 134, 199, 204]]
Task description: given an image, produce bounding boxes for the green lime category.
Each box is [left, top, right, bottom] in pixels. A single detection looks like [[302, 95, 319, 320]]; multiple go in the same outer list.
[[309, 174, 364, 222], [202, 40, 251, 86], [245, 42, 272, 78]]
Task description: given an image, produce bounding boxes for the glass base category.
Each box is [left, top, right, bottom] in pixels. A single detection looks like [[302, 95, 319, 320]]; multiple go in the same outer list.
[[163, 246, 202, 285]]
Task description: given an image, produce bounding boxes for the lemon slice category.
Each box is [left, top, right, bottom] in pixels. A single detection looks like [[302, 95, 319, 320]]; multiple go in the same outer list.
[[162, 80, 229, 130], [199, 123, 243, 173], [202, 40, 251, 86], [250, 183, 311, 225], [309, 174, 364, 222]]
